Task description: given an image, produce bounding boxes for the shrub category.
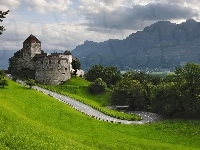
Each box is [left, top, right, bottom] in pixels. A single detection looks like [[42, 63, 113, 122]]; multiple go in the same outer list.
[[12, 77, 17, 82]]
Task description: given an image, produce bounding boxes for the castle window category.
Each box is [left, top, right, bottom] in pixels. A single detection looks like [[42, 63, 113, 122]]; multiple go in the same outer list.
[[65, 68, 67, 71], [58, 60, 60, 64], [62, 73, 65, 74], [49, 60, 51, 64], [41, 60, 43, 64]]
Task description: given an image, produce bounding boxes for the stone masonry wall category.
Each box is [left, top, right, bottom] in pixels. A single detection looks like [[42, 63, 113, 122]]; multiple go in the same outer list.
[[35, 58, 71, 85]]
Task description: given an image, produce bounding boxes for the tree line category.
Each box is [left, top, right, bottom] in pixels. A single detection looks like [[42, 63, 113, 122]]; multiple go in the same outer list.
[[85, 63, 200, 118]]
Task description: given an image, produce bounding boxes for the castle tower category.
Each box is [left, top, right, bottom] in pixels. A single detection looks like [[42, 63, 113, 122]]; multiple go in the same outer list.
[[23, 34, 41, 58]]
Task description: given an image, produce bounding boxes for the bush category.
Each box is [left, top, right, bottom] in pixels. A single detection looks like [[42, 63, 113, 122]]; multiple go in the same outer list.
[[12, 77, 17, 82], [25, 78, 36, 89], [88, 78, 107, 94]]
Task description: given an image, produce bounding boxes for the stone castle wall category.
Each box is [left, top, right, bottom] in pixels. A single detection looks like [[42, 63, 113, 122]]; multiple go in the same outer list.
[[35, 58, 71, 85]]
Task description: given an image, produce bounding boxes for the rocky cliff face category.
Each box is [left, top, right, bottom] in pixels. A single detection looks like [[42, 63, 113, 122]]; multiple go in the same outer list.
[[72, 19, 200, 71]]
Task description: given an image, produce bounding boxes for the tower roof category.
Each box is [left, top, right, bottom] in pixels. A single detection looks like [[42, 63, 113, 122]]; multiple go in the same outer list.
[[63, 50, 72, 55], [23, 34, 41, 43]]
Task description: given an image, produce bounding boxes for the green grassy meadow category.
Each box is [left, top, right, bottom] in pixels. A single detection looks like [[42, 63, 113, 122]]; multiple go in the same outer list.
[[42, 77, 109, 106], [40, 77, 140, 121], [0, 80, 200, 149]]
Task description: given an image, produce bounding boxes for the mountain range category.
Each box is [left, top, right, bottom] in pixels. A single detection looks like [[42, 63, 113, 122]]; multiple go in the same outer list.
[[72, 19, 200, 71]]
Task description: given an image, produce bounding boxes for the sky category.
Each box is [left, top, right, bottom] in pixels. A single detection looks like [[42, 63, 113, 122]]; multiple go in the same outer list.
[[0, 0, 200, 57]]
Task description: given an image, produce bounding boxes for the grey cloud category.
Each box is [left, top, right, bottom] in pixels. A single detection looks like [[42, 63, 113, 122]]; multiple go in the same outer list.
[[83, 3, 199, 31]]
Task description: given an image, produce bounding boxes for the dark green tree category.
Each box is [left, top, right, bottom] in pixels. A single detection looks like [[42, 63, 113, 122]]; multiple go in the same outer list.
[[71, 58, 81, 77], [25, 79, 36, 89], [111, 79, 147, 110], [0, 10, 9, 35], [153, 63, 200, 118], [86, 65, 121, 87], [0, 70, 6, 78], [8, 56, 19, 74], [122, 71, 161, 106], [123, 71, 160, 85], [151, 82, 179, 117], [0, 70, 8, 88], [174, 63, 200, 116], [0, 79, 8, 88], [85, 65, 104, 81], [101, 66, 121, 86], [88, 78, 107, 94]]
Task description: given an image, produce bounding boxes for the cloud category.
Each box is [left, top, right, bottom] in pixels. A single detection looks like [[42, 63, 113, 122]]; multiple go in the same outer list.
[[82, 2, 198, 31], [26, 0, 72, 14], [0, 19, 128, 54], [0, 0, 21, 11], [1, 0, 200, 54]]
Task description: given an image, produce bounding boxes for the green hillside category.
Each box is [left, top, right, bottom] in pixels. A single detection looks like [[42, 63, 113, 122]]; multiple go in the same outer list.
[[43, 77, 109, 106], [40, 77, 140, 121], [0, 80, 200, 149]]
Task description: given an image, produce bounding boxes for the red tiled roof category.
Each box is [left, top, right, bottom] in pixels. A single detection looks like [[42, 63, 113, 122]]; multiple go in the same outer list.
[[23, 34, 41, 43]]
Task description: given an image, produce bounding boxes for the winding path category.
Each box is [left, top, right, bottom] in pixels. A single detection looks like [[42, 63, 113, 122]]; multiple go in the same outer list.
[[7, 74, 163, 124]]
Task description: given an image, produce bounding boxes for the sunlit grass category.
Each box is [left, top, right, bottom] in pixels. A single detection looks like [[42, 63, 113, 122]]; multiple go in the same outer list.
[[0, 80, 200, 149], [40, 77, 140, 121]]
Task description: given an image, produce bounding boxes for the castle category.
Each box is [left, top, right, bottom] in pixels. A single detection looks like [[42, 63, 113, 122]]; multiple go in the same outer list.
[[11, 34, 84, 85]]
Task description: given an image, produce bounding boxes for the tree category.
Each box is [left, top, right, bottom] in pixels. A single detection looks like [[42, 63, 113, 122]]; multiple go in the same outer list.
[[122, 71, 161, 106], [101, 66, 121, 86], [8, 56, 19, 74], [151, 82, 179, 117], [0, 70, 8, 88], [88, 78, 107, 94], [71, 58, 81, 77], [0, 70, 6, 79], [85, 65, 121, 87], [111, 79, 147, 110], [0, 10, 9, 35], [85, 65, 104, 81], [151, 63, 200, 118], [0, 79, 8, 88], [25, 79, 36, 89], [123, 71, 161, 85], [174, 63, 200, 117]]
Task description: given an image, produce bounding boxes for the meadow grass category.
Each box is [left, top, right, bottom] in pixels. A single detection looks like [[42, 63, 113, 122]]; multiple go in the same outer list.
[[40, 77, 140, 121], [0, 80, 200, 149]]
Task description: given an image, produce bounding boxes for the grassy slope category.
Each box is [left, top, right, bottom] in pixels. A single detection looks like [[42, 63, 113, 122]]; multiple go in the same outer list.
[[45, 77, 110, 106], [41, 77, 140, 121], [0, 80, 200, 149]]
